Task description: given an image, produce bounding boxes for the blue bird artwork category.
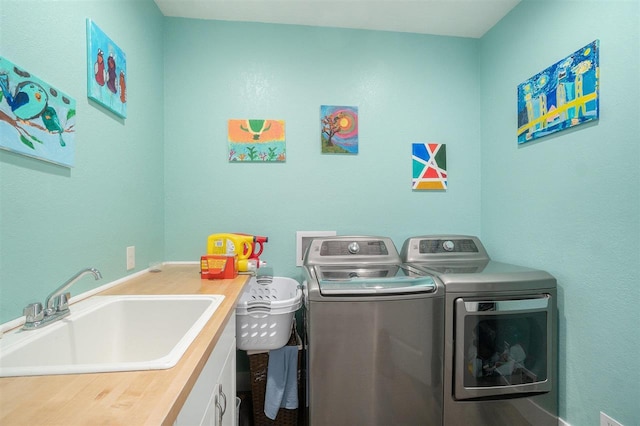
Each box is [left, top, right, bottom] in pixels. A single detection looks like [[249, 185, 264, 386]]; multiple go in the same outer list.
[[41, 106, 66, 147], [0, 75, 48, 121], [0, 56, 77, 167]]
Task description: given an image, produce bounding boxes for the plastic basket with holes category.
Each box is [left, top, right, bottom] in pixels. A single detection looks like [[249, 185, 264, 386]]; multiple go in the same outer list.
[[235, 275, 302, 351]]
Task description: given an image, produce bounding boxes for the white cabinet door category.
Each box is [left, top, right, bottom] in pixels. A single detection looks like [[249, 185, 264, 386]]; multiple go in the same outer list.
[[206, 339, 236, 426], [175, 317, 236, 426]]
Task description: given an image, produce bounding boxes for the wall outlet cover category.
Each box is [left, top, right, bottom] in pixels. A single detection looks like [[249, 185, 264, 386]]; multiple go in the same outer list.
[[296, 231, 336, 266], [126, 246, 135, 271]]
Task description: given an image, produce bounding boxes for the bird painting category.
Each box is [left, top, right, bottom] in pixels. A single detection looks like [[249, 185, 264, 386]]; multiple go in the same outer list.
[[86, 19, 127, 118], [94, 49, 106, 86], [1, 56, 77, 167], [41, 106, 66, 147], [106, 54, 118, 94], [0, 74, 49, 121], [119, 70, 126, 104]]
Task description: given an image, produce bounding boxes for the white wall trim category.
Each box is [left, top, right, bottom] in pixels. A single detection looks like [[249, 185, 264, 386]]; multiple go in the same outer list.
[[558, 417, 571, 426]]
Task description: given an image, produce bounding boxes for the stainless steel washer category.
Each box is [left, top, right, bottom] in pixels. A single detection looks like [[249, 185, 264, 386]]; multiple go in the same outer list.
[[302, 236, 444, 425], [401, 235, 558, 426]]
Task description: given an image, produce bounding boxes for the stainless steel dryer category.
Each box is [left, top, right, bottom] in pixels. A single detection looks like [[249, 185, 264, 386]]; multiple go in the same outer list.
[[401, 235, 558, 426], [302, 236, 444, 426]]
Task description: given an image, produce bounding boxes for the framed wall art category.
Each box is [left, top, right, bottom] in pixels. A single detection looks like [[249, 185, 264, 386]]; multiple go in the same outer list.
[[412, 143, 447, 190], [86, 19, 127, 118], [228, 119, 286, 162], [320, 105, 358, 154], [0, 56, 77, 167], [517, 40, 599, 144]]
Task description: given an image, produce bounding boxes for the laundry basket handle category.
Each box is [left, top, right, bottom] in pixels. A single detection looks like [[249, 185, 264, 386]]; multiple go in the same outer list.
[[246, 300, 272, 316]]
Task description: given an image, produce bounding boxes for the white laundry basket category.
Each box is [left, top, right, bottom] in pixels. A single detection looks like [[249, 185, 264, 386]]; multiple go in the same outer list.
[[235, 275, 302, 351]]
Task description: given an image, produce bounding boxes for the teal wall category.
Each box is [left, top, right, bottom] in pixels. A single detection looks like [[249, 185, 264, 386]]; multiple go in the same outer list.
[[0, 0, 165, 322], [479, 1, 640, 425], [163, 19, 481, 281], [1, 1, 639, 425]]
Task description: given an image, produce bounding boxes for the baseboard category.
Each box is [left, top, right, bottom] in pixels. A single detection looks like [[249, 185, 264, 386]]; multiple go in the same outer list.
[[558, 417, 571, 426]]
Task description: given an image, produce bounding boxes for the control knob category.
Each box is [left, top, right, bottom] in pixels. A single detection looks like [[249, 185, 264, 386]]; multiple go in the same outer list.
[[348, 242, 360, 254], [443, 240, 455, 252]]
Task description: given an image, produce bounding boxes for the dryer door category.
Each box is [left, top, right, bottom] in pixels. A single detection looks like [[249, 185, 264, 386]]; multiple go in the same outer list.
[[454, 295, 553, 400]]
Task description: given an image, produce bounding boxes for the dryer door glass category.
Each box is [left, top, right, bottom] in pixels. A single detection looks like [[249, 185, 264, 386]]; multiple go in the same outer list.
[[454, 296, 552, 399]]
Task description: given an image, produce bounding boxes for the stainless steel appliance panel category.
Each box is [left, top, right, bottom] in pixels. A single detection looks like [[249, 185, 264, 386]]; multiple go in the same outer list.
[[443, 289, 558, 426], [304, 236, 444, 426], [454, 294, 553, 399], [402, 235, 558, 426], [307, 296, 443, 426]]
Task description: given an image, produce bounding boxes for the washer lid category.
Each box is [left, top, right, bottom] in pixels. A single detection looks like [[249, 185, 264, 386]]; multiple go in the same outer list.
[[314, 265, 437, 295]]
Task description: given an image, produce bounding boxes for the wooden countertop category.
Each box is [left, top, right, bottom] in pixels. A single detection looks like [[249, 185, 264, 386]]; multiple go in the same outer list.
[[0, 264, 249, 425]]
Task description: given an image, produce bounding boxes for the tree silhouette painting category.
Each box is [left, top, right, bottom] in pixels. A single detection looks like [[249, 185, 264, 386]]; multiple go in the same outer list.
[[320, 105, 358, 154], [0, 56, 76, 167]]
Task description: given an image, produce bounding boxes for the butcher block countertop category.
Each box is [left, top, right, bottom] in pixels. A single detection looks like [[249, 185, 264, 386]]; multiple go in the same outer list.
[[0, 264, 249, 425]]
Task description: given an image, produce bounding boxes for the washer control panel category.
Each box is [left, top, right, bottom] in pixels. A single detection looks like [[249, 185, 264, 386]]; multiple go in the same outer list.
[[320, 240, 389, 256], [304, 236, 401, 266]]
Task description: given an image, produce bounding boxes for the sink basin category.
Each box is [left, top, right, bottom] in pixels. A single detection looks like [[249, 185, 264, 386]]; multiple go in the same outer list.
[[0, 294, 224, 377]]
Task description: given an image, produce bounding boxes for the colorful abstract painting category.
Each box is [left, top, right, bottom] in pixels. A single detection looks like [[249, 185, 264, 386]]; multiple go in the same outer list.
[[87, 19, 127, 118], [228, 119, 286, 162], [320, 105, 358, 154], [517, 40, 599, 144], [0, 56, 77, 167], [412, 143, 447, 191]]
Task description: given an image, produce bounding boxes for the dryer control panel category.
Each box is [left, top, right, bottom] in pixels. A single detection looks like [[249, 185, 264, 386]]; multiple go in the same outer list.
[[420, 238, 479, 254], [400, 235, 490, 263]]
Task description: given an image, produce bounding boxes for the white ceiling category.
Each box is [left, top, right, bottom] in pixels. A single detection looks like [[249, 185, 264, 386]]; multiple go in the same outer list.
[[153, 0, 520, 38]]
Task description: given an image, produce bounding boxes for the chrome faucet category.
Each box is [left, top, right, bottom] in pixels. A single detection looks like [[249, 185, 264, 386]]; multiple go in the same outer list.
[[22, 268, 102, 330]]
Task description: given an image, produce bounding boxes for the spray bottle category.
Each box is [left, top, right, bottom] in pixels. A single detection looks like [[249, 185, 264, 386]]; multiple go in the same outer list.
[[234, 233, 269, 271]]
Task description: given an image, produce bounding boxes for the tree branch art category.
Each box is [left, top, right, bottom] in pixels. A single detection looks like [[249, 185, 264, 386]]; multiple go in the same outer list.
[[0, 108, 75, 149], [321, 111, 345, 147], [1, 57, 78, 167]]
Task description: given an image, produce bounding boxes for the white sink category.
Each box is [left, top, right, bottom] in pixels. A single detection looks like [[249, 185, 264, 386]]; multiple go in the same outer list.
[[0, 294, 224, 377]]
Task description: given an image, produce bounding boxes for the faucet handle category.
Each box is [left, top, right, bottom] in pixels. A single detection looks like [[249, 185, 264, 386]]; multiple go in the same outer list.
[[23, 302, 44, 323], [54, 292, 71, 312]]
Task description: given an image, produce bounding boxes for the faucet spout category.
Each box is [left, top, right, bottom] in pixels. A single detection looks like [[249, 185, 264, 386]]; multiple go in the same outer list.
[[22, 267, 102, 330], [44, 267, 102, 311]]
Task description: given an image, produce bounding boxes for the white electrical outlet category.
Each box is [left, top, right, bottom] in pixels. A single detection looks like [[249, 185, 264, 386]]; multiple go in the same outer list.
[[126, 246, 135, 270], [296, 231, 336, 266], [600, 412, 623, 426]]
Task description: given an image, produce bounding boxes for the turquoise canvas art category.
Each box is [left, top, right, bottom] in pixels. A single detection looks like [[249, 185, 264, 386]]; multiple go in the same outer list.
[[87, 19, 127, 118], [0, 56, 76, 167]]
